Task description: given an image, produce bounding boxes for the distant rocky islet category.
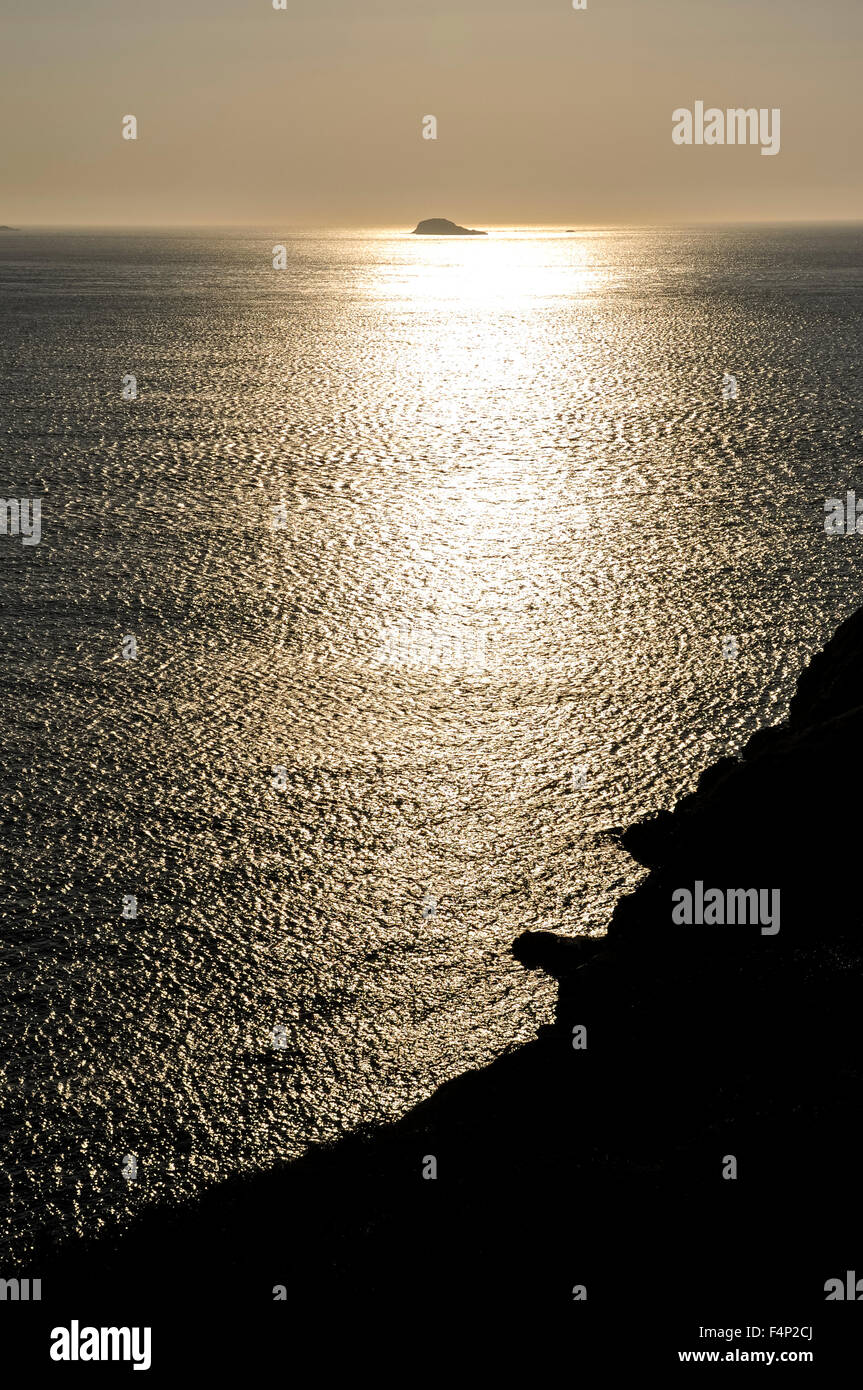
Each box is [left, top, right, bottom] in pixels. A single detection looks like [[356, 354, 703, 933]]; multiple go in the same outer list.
[[411, 218, 487, 236]]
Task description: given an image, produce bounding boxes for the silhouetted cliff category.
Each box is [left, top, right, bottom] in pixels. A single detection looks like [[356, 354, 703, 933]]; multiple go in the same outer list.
[[36, 608, 863, 1370]]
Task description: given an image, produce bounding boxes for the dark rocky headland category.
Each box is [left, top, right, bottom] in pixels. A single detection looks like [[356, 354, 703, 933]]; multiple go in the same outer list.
[[32, 607, 863, 1370]]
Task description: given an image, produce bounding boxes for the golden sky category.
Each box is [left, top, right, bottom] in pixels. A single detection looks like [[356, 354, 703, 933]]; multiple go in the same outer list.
[[1, 0, 860, 227]]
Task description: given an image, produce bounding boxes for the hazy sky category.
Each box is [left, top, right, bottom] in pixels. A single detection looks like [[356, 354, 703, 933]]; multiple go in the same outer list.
[[2, 0, 861, 227]]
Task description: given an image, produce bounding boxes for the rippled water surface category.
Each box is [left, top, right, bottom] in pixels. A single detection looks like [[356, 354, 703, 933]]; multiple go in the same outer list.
[[2, 226, 862, 1258]]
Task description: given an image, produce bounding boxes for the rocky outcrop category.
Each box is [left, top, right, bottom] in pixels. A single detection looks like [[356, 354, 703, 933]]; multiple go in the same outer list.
[[411, 217, 487, 236]]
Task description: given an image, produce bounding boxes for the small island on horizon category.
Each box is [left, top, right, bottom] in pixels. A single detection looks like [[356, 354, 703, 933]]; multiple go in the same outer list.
[[411, 218, 487, 236]]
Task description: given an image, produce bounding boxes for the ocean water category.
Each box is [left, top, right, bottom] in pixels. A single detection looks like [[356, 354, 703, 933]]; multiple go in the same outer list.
[[2, 225, 862, 1261]]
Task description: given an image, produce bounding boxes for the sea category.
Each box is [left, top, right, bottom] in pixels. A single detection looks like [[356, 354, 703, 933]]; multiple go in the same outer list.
[[2, 224, 862, 1261]]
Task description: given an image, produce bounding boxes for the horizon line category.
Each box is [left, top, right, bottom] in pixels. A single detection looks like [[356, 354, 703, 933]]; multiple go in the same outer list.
[[3, 218, 863, 233]]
